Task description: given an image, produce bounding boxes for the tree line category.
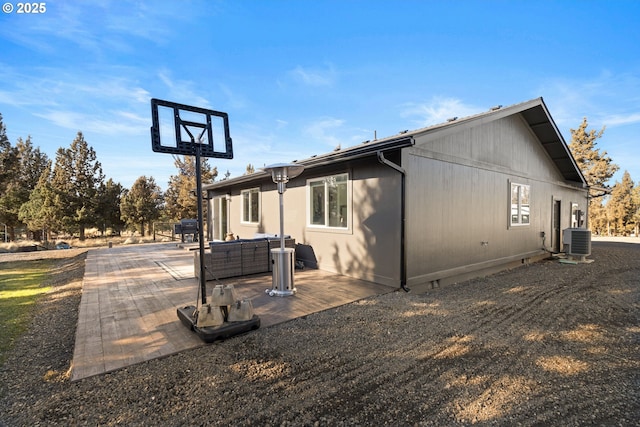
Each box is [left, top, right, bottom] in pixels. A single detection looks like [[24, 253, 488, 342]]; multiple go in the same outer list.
[[1, 113, 639, 242], [0, 113, 222, 242], [569, 118, 640, 236]]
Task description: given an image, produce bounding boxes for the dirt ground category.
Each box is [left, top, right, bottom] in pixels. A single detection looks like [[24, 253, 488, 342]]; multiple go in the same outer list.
[[0, 241, 638, 426]]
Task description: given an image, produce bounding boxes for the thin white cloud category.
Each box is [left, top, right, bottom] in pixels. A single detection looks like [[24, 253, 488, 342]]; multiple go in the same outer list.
[[537, 71, 640, 129], [600, 112, 640, 127], [303, 117, 345, 148], [401, 97, 483, 127], [0, 1, 184, 56], [0, 65, 150, 109], [224, 123, 310, 173], [0, 65, 61, 107], [70, 78, 151, 105], [218, 84, 247, 109], [290, 65, 336, 87], [104, 3, 177, 42], [34, 109, 147, 136], [157, 70, 211, 108], [0, 64, 152, 143]]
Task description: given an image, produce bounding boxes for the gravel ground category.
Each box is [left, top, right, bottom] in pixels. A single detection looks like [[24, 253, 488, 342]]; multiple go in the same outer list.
[[0, 242, 639, 426]]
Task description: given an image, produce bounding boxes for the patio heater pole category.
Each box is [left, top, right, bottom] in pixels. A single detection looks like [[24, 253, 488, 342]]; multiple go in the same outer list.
[[263, 163, 304, 297], [278, 180, 285, 257]]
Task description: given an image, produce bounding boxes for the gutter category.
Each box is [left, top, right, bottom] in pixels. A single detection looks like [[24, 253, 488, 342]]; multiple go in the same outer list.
[[204, 136, 415, 192], [377, 150, 410, 292]]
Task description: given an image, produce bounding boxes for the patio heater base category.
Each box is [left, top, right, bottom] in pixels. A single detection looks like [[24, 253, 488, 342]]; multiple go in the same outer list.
[[177, 306, 260, 343], [265, 288, 297, 297]]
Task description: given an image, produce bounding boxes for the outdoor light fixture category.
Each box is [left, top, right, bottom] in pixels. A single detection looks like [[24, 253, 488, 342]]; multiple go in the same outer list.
[[263, 163, 305, 297]]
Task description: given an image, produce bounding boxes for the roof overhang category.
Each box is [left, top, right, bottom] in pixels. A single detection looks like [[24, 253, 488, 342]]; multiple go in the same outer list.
[[204, 135, 414, 191], [204, 97, 587, 191], [518, 99, 586, 185]]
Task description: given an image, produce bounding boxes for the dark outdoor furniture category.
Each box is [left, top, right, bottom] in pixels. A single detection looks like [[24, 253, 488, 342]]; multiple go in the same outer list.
[[195, 237, 295, 280]]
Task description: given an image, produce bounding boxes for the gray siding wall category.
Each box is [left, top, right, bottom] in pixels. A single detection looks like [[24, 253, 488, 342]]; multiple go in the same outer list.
[[209, 158, 403, 287], [404, 114, 587, 286]]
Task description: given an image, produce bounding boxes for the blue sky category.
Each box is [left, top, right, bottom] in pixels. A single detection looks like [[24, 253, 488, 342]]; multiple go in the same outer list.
[[1, 0, 639, 190]]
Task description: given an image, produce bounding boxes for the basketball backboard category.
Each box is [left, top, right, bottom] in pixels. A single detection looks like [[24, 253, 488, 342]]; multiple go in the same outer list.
[[150, 98, 233, 158]]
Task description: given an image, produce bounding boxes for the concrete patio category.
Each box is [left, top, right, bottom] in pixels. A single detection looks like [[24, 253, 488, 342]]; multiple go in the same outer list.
[[71, 242, 393, 381]]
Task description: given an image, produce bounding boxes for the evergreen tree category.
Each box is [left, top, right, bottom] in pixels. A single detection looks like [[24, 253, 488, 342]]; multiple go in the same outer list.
[[588, 200, 608, 235], [120, 176, 164, 236], [16, 136, 49, 191], [19, 161, 58, 241], [0, 114, 17, 240], [0, 136, 49, 240], [568, 117, 619, 228], [0, 113, 16, 191], [51, 132, 105, 240], [164, 156, 217, 221], [95, 178, 126, 235], [569, 118, 619, 188], [606, 171, 635, 235], [632, 184, 640, 236]]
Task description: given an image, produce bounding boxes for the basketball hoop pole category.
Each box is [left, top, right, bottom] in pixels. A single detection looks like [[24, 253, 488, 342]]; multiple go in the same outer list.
[[195, 141, 207, 305], [181, 124, 208, 306]]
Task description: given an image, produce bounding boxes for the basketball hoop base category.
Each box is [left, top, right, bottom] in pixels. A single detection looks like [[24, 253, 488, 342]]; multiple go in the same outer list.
[[177, 306, 260, 343]]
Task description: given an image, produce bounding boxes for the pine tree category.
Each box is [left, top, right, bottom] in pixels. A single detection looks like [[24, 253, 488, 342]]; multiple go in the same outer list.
[[51, 132, 105, 240], [569, 118, 619, 187], [95, 178, 126, 235], [0, 113, 16, 191], [120, 176, 164, 236], [568, 117, 619, 228], [588, 200, 608, 235], [0, 135, 49, 240], [632, 184, 640, 236], [164, 156, 217, 221], [0, 115, 17, 240], [19, 161, 58, 241], [606, 171, 635, 235]]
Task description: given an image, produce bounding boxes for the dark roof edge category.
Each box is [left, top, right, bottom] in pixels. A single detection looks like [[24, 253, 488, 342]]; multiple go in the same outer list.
[[204, 97, 586, 190], [535, 97, 588, 185], [403, 97, 545, 138], [204, 135, 414, 190]]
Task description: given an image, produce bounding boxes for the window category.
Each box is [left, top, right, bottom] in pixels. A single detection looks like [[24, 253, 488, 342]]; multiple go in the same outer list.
[[241, 188, 260, 224], [571, 203, 580, 228], [212, 195, 229, 240], [308, 173, 349, 228], [510, 182, 530, 226]]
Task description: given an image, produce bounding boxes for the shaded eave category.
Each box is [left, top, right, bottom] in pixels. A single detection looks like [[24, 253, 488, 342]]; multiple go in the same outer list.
[[518, 98, 586, 185]]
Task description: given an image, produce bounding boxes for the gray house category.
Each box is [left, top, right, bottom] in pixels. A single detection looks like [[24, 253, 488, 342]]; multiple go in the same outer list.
[[203, 98, 588, 290]]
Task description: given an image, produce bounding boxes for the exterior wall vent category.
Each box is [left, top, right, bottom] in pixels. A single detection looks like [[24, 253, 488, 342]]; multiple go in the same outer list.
[[562, 228, 591, 258]]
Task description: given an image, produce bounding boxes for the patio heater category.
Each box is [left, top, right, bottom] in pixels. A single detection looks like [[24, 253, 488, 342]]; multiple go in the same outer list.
[[263, 163, 304, 297]]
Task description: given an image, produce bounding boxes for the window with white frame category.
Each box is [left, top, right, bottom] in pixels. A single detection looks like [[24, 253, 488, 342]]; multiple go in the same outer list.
[[308, 173, 349, 228], [241, 188, 260, 224], [510, 182, 530, 226]]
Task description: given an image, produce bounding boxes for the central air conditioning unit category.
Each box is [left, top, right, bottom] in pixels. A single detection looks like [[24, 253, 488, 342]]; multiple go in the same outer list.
[[563, 228, 591, 259]]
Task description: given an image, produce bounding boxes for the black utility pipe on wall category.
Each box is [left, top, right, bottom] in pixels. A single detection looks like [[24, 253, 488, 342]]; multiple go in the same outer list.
[[377, 150, 410, 292]]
